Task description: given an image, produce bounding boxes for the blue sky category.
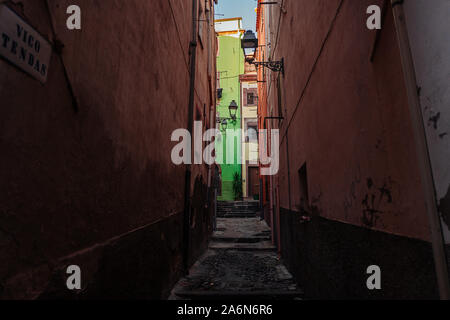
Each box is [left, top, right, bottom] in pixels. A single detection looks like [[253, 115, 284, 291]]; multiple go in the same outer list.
[[214, 0, 258, 31]]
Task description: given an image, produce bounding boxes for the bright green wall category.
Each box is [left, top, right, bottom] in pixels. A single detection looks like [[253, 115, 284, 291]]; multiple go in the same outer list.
[[216, 35, 244, 201]]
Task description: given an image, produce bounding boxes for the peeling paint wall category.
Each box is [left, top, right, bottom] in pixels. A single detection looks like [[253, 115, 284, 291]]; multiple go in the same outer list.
[[259, 0, 440, 297], [403, 0, 450, 276], [404, 0, 450, 243], [267, 0, 429, 240]]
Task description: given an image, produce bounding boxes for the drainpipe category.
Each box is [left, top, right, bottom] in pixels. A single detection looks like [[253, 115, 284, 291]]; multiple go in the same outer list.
[[183, 0, 198, 274], [390, 0, 450, 299]]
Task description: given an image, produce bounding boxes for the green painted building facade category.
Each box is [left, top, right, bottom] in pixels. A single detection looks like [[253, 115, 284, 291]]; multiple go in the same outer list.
[[216, 34, 245, 201]]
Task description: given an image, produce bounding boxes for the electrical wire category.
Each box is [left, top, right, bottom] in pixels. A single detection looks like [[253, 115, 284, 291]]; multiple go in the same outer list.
[[279, 0, 344, 145], [167, 0, 206, 103]]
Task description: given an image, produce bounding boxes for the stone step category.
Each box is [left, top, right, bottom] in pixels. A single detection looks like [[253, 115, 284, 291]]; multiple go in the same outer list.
[[217, 209, 258, 211], [218, 210, 257, 212], [212, 236, 271, 243], [217, 209, 259, 212], [209, 241, 276, 251], [218, 208, 259, 210], [217, 211, 259, 215], [217, 212, 259, 215], [218, 211, 258, 213], [217, 208, 259, 211], [218, 205, 259, 207], [217, 208, 258, 210], [173, 290, 304, 300], [217, 202, 259, 208], [220, 214, 259, 218]]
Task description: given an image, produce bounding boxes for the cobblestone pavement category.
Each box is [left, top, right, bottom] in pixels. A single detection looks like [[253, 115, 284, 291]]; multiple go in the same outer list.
[[170, 218, 303, 300]]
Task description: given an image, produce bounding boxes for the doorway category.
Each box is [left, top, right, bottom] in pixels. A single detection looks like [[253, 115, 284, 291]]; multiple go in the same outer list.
[[248, 166, 260, 200]]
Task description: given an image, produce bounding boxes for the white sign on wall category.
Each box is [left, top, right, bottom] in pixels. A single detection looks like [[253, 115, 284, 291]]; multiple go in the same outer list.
[[0, 4, 52, 83]]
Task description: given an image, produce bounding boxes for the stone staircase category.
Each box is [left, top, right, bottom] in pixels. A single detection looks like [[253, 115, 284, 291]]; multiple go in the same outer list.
[[170, 200, 303, 300], [169, 217, 303, 300], [217, 200, 260, 218]]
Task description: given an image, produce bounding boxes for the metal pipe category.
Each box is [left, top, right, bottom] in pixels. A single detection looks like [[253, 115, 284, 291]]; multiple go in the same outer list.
[[390, 0, 450, 299], [263, 116, 284, 129], [183, 0, 199, 274]]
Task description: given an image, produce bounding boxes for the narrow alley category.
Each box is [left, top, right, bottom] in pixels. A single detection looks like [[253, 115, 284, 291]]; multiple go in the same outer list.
[[0, 0, 449, 304], [170, 201, 302, 300]]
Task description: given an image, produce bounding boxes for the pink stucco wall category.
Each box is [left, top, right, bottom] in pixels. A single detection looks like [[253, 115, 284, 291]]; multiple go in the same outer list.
[[0, 0, 216, 298]]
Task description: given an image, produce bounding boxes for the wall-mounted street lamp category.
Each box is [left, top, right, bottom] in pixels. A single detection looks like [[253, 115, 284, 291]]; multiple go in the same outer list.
[[216, 100, 239, 132], [241, 30, 284, 76], [241, 30, 258, 55], [228, 100, 238, 121], [221, 119, 228, 131], [216, 117, 229, 132]]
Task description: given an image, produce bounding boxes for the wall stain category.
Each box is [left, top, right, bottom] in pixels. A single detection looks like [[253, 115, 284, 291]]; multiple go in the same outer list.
[[361, 177, 394, 228], [343, 165, 361, 219], [310, 191, 323, 217], [428, 111, 441, 130], [438, 185, 450, 228]]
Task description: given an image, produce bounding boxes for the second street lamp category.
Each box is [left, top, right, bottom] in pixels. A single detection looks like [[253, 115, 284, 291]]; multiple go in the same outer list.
[[216, 101, 238, 132], [221, 119, 228, 132]]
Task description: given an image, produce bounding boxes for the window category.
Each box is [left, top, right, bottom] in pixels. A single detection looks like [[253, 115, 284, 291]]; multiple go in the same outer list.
[[246, 125, 258, 142], [243, 88, 257, 106], [247, 92, 255, 105]]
